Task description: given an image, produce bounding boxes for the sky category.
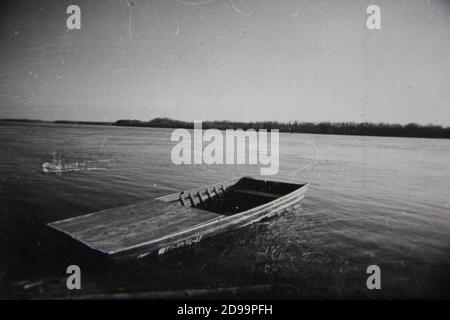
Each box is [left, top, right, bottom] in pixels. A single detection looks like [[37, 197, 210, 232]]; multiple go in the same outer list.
[[0, 0, 449, 125]]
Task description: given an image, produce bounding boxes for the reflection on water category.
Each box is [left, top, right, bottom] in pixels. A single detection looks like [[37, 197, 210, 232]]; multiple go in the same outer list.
[[0, 121, 449, 298]]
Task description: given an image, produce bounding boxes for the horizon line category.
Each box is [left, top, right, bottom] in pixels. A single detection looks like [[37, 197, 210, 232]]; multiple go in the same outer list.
[[1, 117, 449, 128]]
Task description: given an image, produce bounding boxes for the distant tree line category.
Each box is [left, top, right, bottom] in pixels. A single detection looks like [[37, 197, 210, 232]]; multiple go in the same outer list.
[[114, 118, 450, 139], [2, 118, 448, 138]]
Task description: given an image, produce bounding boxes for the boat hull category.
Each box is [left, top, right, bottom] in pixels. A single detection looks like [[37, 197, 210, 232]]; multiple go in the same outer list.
[[119, 182, 308, 259]]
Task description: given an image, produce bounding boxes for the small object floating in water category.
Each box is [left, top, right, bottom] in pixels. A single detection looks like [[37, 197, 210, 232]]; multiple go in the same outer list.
[[47, 176, 309, 259], [42, 160, 84, 173], [42, 159, 110, 174]]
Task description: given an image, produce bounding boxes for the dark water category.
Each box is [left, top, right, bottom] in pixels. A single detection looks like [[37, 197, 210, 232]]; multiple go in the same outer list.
[[0, 122, 449, 299]]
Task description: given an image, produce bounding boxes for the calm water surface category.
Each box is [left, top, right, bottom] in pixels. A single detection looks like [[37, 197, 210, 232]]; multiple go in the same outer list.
[[0, 122, 449, 298]]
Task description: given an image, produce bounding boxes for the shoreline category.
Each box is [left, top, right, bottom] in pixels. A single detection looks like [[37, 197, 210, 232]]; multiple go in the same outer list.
[[1, 118, 449, 139]]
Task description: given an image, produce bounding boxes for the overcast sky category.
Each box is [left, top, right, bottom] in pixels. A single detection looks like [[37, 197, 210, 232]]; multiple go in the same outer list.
[[0, 0, 449, 125]]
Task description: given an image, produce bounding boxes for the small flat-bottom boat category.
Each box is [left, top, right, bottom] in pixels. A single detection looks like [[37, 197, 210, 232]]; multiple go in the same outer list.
[[48, 177, 309, 259]]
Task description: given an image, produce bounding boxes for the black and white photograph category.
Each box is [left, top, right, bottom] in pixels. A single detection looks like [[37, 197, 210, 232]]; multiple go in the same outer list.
[[0, 0, 449, 305]]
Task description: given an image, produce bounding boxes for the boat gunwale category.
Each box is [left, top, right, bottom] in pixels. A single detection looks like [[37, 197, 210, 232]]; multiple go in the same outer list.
[[155, 176, 242, 202]]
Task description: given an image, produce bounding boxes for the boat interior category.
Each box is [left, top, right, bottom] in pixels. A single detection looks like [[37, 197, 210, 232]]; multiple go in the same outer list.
[[177, 177, 304, 215]]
